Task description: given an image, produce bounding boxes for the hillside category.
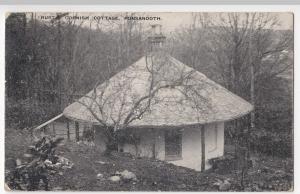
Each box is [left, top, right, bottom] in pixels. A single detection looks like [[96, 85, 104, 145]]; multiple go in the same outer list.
[[5, 129, 293, 191]]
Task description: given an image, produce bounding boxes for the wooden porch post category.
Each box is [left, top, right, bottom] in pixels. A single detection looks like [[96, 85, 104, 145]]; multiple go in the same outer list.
[[66, 120, 70, 140], [152, 129, 156, 159], [201, 125, 206, 171], [75, 121, 79, 142], [52, 123, 56, 137]]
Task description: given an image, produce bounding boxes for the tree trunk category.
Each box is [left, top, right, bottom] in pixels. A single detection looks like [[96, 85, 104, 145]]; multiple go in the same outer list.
[[57, 16, 62, 111], [201, 125, 206, 171], [103, 126, 116, 156], [66, 120, 70, 140], [250, 38, 255, 129]]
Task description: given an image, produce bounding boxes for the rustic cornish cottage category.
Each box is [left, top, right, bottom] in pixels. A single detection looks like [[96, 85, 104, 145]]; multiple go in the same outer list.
[[62, 25, 253, 171]]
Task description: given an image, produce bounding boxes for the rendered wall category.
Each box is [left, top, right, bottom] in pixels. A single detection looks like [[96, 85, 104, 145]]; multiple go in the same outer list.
[[169, 123, 224, 171], [120, 123, 224, 171], [204, 123, 224, 169]]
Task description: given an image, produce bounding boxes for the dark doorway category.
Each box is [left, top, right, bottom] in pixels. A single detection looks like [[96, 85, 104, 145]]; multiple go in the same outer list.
[[165, 129, 182, 161]]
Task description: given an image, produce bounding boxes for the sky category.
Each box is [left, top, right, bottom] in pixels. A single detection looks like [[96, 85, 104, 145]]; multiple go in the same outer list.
[[153, 12, 293, 31]]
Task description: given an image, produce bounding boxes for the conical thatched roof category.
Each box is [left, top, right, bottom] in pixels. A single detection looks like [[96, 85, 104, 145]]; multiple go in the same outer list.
[[63, 55, 253, 127]]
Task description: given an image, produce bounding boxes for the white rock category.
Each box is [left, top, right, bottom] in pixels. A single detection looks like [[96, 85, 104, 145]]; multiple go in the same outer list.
[[109, 176, 121, 182], [219, 180, 231, 191], [95, 161, 107, 165], [53, 186, 63, 191], [16, 159, 22, 166], [44, 159, 52, 165], [23, 153, 33, 158], [97, 173, 104, 179], [55, 162, 62, 168], [115, 171, 121, 175], [121, 170, 137, 181], [62, 166, 68, 170]]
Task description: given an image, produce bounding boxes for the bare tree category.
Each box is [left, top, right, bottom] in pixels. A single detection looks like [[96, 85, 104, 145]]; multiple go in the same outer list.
[[207, 12, 292, 187], [76, 51, 211, 155], [170, 12, 292, 186], [210, 13, 292, 105]]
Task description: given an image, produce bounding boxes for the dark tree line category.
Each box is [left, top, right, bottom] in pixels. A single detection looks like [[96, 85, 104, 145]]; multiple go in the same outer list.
[[5, 12, 293, 158], [6, 13, 146, 127]]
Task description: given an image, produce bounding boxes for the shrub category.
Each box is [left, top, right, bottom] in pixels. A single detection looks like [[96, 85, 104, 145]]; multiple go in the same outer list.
[[5, 136, 67, 190]]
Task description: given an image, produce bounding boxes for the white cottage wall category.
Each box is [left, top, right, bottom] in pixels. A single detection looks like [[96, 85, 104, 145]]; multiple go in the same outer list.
[[170, 123, 224, 171], [169, 126, 202, 170], [120, 123, 224, 171], [204, 123, 224, 169]]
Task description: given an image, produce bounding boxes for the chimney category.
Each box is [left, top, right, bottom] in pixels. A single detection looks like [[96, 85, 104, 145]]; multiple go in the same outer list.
[[148, 24, 166, 52]]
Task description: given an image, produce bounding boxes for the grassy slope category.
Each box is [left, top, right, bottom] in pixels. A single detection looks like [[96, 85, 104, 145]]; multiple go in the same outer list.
[[5, 128, 293, 191]]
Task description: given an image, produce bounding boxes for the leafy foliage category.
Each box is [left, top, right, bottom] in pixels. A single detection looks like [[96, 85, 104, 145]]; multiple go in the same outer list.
[[6, 136, 67, 190]]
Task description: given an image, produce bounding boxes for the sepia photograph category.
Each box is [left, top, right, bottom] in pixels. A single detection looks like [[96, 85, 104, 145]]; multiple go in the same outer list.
[[4, 12, 293, 191]]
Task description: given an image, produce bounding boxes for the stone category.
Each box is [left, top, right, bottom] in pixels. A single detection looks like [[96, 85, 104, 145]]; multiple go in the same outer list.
[[95, 161, 107, 165], [23, 153, 33, 158], [178, 183, 186, 189], [109, 176, 121, 182], [53, 186, 63, 191], [44, 159, 52, 166], [97, 173, 104, 179], [219, 180, 231, 191], [55, 162, 62, 168], [62, 166, 68, 170], [120, 170, 137, 181], [16, 158, 22, 166], [58, 156, 74, 169]]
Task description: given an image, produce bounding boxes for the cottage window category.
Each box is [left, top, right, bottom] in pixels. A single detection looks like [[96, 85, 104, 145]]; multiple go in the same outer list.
[[165, 129, 182, 160]]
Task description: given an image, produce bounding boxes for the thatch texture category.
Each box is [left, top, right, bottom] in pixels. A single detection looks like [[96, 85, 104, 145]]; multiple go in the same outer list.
[[63, 55, 253, 127]]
